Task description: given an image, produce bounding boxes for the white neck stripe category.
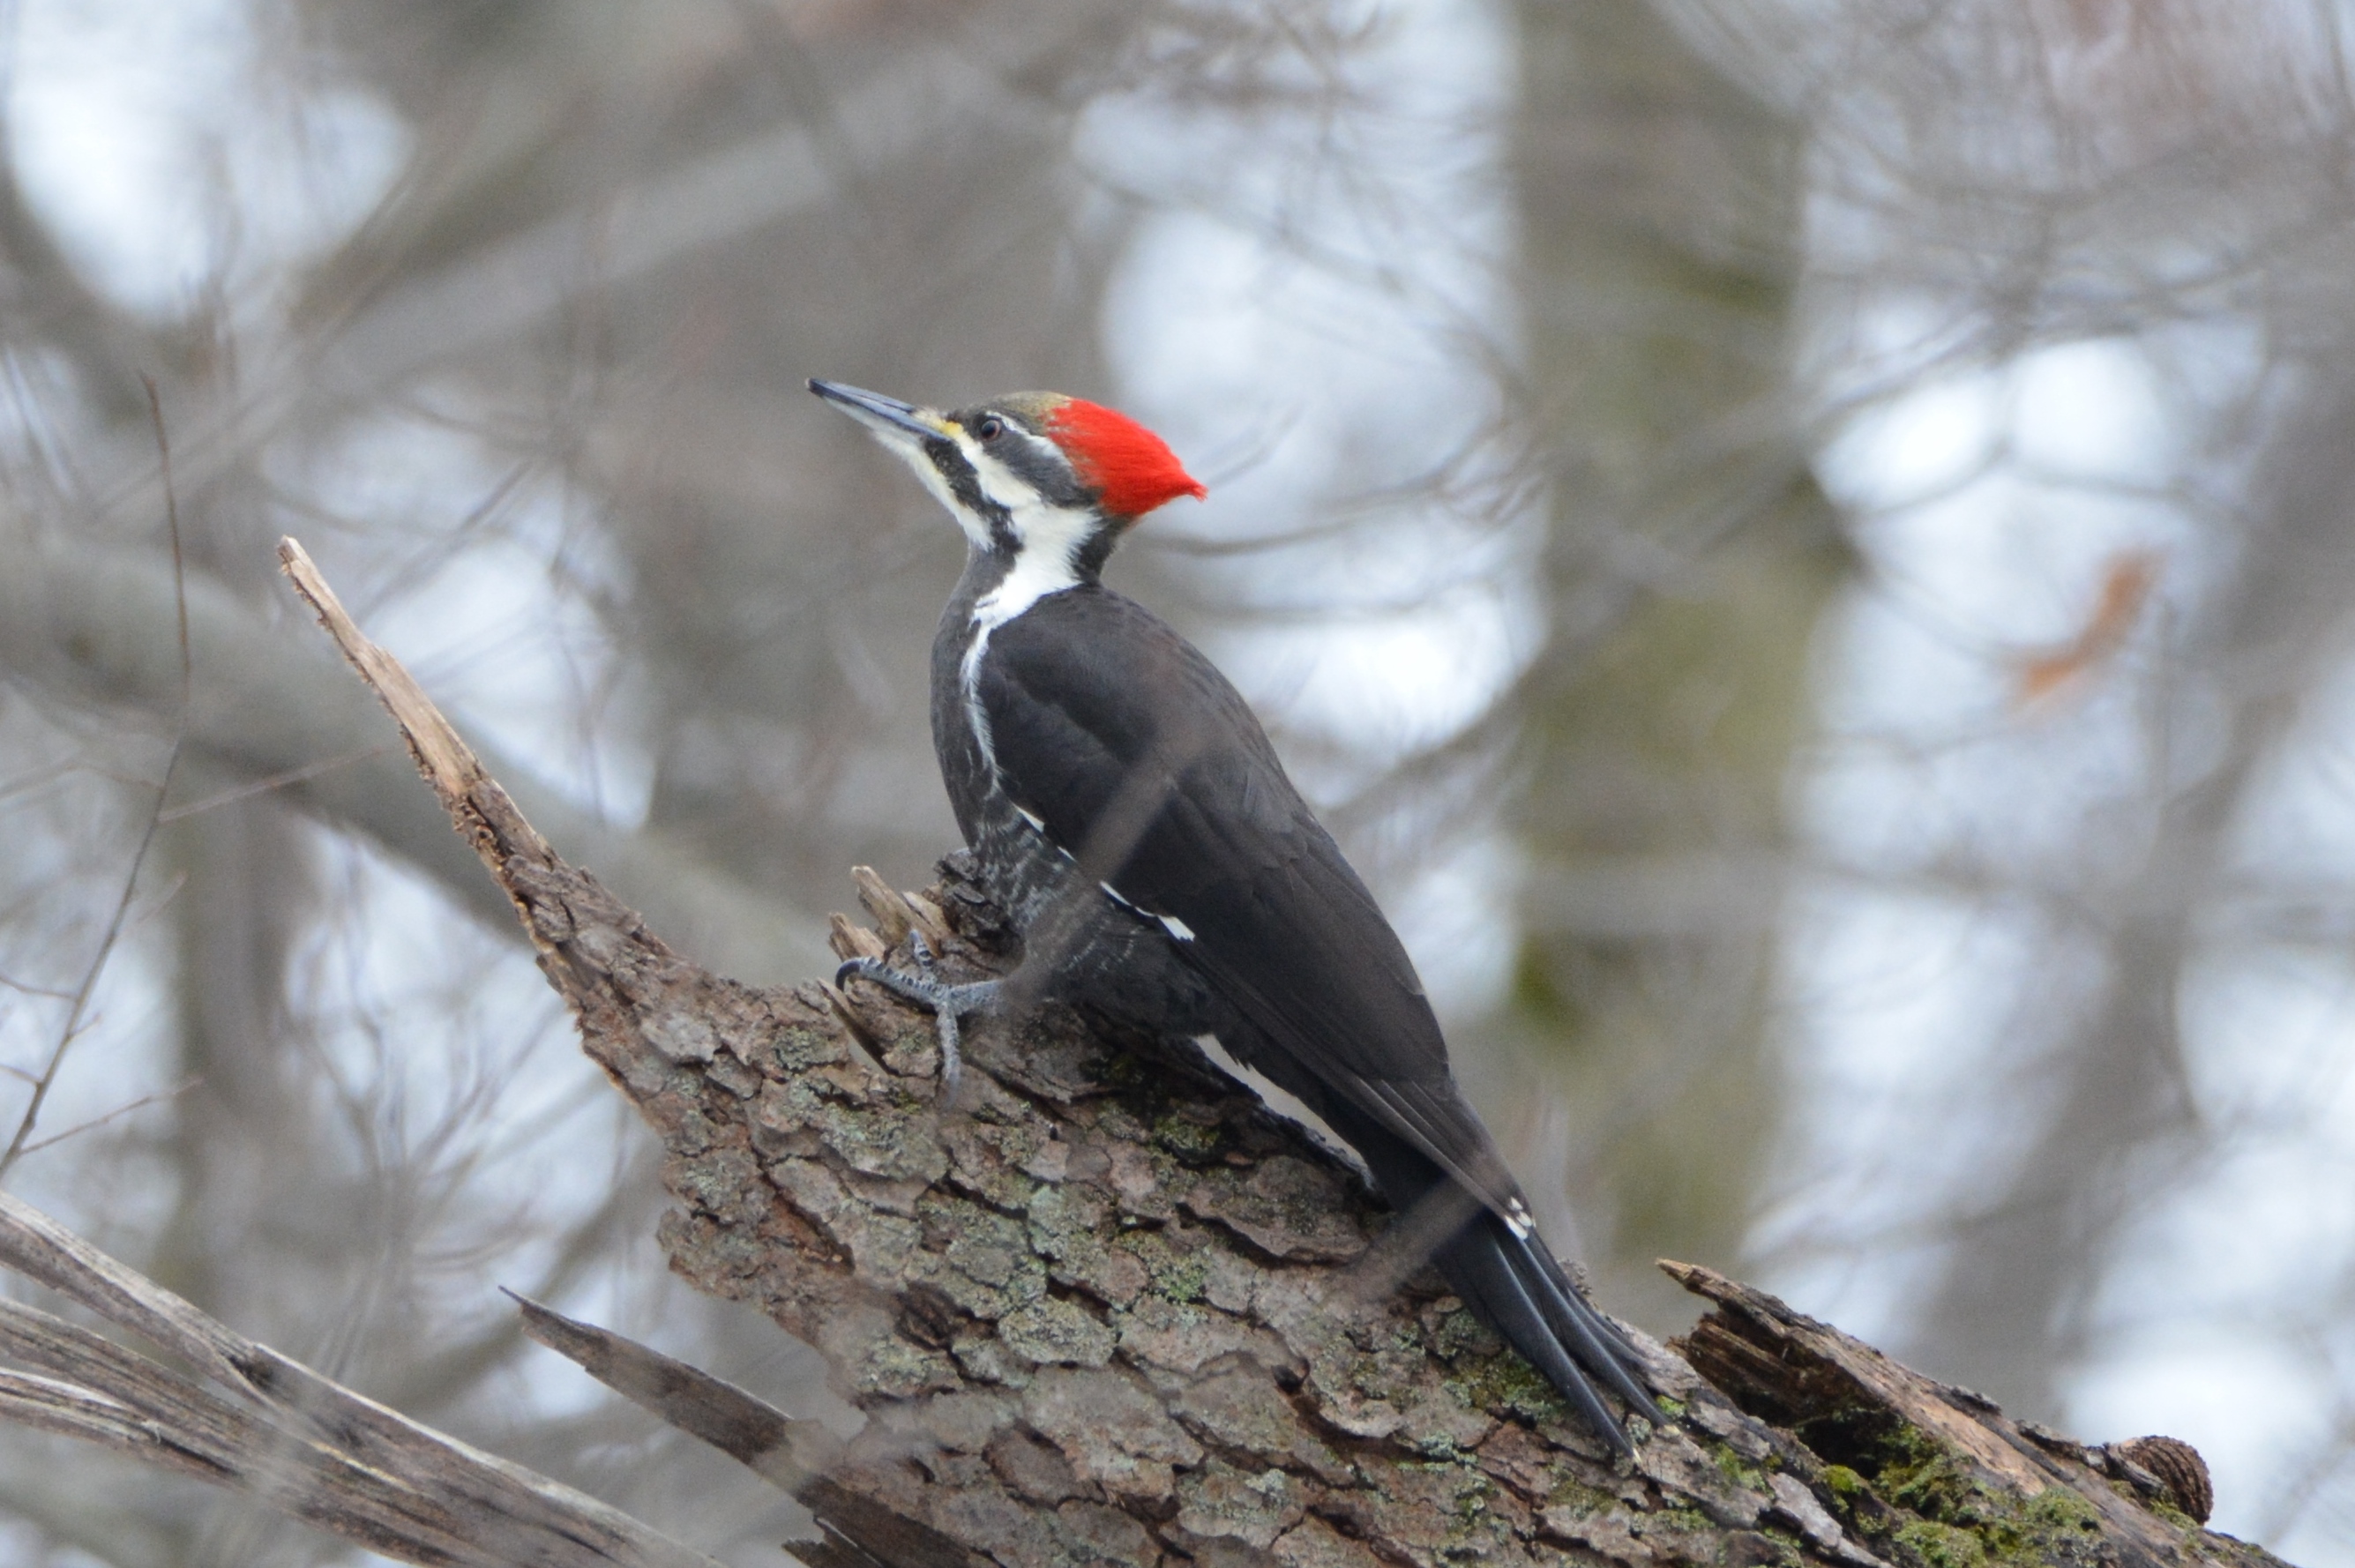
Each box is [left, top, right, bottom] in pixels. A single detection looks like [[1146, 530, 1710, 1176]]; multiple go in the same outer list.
[[882, 425, 1099, 789], [958, 507, 1088, 788]]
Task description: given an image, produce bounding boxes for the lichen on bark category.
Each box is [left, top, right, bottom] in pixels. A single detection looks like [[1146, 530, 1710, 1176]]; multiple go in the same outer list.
[[527, 842, 2291, 1568]]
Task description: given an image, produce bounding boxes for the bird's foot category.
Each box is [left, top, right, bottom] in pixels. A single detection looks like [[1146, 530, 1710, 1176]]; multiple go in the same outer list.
[[835, 931, 997, 1096]]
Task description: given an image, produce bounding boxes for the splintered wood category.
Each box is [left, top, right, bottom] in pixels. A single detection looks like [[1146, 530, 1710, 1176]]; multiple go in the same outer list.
[[0, 1190, 721, 1568]]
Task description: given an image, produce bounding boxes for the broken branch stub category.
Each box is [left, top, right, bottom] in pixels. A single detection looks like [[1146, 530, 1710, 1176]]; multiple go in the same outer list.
[[1663, 1262, 2267, 1565], [266, 534, 2299, 1568], [511, 1294, 976, 1568]]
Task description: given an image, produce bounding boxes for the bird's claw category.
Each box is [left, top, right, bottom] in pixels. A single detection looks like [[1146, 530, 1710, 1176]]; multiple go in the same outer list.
[[834, 934, 997, 1097]]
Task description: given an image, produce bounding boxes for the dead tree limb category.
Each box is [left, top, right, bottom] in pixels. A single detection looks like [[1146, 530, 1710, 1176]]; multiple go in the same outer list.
[[263, 532, 2299, 1568], [0, 1189, 721, 1568]]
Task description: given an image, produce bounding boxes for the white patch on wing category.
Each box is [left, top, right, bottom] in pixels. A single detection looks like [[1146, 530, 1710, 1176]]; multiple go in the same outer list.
[[1095, 883, 1194, 942], [1192, 1034, 1367, 1178], [1017, 805, 1074, 863], [1504, 1197, 1533, 1241]]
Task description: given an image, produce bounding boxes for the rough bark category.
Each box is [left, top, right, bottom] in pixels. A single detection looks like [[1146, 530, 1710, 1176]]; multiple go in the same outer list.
[[247, 537, 2305, 1568]]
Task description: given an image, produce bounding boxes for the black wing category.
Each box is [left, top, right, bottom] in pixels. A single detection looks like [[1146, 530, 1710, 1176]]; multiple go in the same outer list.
[[976, 586, 1529, 1224]]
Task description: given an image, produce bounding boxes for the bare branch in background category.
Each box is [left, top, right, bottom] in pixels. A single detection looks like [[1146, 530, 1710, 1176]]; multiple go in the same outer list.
[[0, 0, 2346, 1558], [1485, 0, 1850, 1330], [0, 384, 193, 1178], [9, 1076, 201, 1161], [1916, 370, 2355, 1412], [0, 538, 829, 982]]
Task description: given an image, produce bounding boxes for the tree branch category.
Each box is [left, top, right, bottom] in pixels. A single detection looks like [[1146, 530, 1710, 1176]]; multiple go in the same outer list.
[[250, 531, 2300, 1568], [512, 1291, 975, 1568], [0, 1189, 721, 1568], [0, 536, 831, 982]]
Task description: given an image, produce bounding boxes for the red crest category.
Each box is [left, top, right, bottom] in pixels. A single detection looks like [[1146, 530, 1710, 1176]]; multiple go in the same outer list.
[[1043, 399, 1207, 519]]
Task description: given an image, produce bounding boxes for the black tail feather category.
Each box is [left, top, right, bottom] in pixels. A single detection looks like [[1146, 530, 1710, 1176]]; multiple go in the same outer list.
[[1313, 1090, 1657, 1452], [1438, 1213, 1631, 1454], [1512, 1238, 1663, 1422], [1530, 1241, 1647, 1366]]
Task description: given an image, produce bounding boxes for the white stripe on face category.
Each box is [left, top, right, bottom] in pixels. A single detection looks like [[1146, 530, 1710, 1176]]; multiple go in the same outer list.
[[947, 420, 1103, 788], [962, 430, 1099, 627], [856, 417, 997, 550], [958, 489, 1095, 790]]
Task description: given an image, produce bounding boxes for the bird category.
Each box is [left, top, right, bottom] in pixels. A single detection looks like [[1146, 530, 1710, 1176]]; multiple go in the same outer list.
[[808, 377, 1659, 1453]]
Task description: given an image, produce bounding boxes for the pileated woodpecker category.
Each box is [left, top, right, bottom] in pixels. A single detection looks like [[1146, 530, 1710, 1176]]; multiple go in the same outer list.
[[809, 378, 1658, 1452]]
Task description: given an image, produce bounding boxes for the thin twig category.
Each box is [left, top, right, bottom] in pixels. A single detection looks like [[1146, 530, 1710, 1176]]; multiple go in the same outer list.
[[0, 379, 191, 1179], [155, 744, 392, 823], [0, 758, 85, 809], [116, 868, 188, 939], [12, 1076, 201, 1159]]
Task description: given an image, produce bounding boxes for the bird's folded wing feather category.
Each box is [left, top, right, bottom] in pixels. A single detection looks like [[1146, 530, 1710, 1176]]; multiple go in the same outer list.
[[980, 591, 1529, 1220]]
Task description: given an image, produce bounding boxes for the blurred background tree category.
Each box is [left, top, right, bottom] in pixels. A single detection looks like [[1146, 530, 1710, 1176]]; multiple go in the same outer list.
[[0, 0, 2350, 1564], [1482, 0, 1848, 1333]]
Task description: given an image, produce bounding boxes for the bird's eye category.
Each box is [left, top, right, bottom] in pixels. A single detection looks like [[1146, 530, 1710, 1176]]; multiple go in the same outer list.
[[976, 416, 1006, 441]]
